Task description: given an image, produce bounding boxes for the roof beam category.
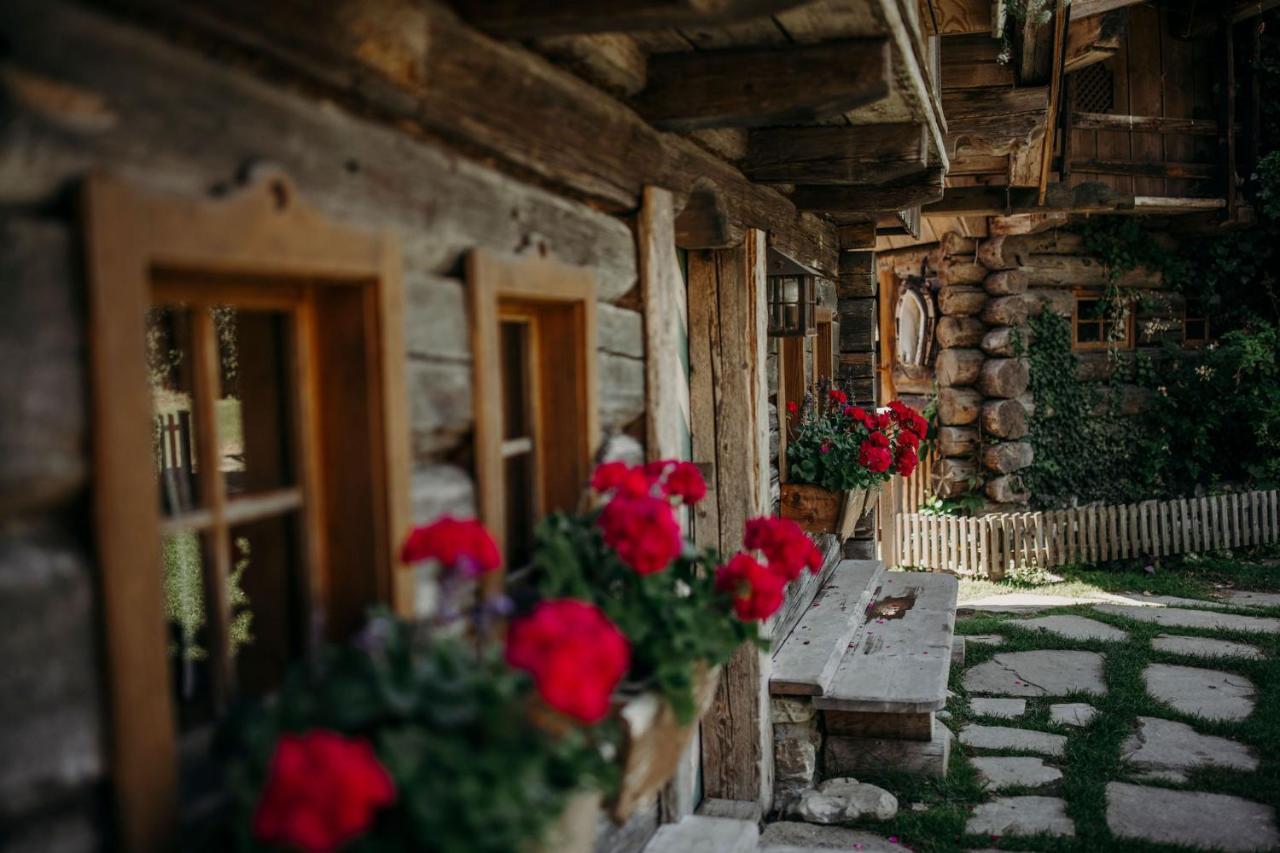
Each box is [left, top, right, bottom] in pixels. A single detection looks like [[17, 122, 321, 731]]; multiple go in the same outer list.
[[790, 167, 945, 213], [454, 0, 810, 38], [634, 38, 892, 131], [743, 123, 928, 184], [923, 182, 1227, 216]]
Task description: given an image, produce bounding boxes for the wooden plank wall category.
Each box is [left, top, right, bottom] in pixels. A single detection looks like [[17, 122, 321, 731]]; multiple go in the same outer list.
[[1067, 5, 1218, 197], [895, 488, 1280, 577]]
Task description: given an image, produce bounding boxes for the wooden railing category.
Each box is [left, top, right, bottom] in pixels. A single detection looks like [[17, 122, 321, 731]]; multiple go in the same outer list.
[[895, 489, 1280, 579]]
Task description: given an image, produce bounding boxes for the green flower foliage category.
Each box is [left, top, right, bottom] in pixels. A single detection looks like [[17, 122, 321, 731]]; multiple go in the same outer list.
[[533, 512, 761, 723], [216, 613, 612, 853]]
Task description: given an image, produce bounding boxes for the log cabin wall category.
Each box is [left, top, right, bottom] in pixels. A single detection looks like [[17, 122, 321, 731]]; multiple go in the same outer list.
[[885, 223, 1193, 514]]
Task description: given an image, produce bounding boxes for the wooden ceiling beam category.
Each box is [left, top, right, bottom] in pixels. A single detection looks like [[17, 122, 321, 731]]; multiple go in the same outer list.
[[1063, 9, 1126, 73], [454, 0, 810, 37], [924, 182, 1139, 215], [742, 123, 928, 184], [944, 85, 1048, 154], [790, 167, 946, 213], [634, 38, 892, 131]]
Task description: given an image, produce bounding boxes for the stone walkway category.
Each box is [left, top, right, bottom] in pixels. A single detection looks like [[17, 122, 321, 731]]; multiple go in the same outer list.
[[954, 593, 1280, 851]]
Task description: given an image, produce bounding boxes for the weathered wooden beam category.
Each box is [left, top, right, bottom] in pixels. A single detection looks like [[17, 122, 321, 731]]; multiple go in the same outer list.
[[743, 123, 927, 184], [924, 182, 1135, 215], [837, 221, 878, 250], [790, 168, 946, 213], [634, 39, 892, 131], [1036, 0, 1068, 204], [675, 183, 747, 248], [1069, 159, 1218, 180], [1063, 9, 1125, 73], [91, 0, 840, 275], [455, 0, 810, 37], [1071, 112, 1219, 135], [1069, 0, 1146, 21], [944, 85, 1048, 153]]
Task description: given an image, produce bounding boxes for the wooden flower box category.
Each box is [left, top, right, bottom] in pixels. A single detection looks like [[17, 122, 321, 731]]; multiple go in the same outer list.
[[609, 663, 722, 822], [780, 484, 874, 539]]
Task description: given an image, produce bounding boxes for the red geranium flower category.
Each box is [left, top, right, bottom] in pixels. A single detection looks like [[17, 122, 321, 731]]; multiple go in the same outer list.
[[846, 405, 868, 422], [859, 441, 893, 473], [506, 599, 630, 723], [876, 412, 892, 429], [399, 517, 501, 576], [662, 461, 707, 505], [591, 461, 653, 498], [898, 429, 920, 449], [867, 431, 890, 448], [786, 400, 799, 415], [253, 730, 396, 853], [715, 553, 786, 621], [895, 446, 919, 477], [828, 388, 848, 406], [597, 494, 683, 575], [744, 516, 823, 581]]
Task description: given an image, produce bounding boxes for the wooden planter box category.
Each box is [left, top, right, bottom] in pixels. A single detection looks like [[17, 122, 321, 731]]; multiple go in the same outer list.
[[528, 790, 600, 853], [609, 664, 722, 822], [780, 484, 875, 539]]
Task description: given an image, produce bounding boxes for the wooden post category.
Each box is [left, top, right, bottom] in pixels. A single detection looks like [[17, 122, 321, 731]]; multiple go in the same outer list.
[[693, 231, 773, 810]]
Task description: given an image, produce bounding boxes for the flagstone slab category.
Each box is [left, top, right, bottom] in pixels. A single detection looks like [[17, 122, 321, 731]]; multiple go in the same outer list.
[[1133, 769, 1189, 784], [965, 796, 1074, 838], [1220, 590, 1280, 609], [1121, 716, 1259, 773], [1143, 664, 1257, 721], [971, 756, 1063, 791], [1021, 615, 1128, 642], [967, 634, 1005, 646], [758, 822, 900, 851], [1152, 634, 1264, 660], [970, 698, 1027, 719], [959, 725, 1066, 757], [1119, 592, 1231, 609], [1094, 604, 1280, 634], [1049, 703, 1098, 727], [963, 650, 1106, 697], [1106, 782, 1280, 852]]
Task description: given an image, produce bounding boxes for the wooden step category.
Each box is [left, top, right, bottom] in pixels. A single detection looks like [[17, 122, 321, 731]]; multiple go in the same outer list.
[[769, 560, 885, 696], [812, 571, 958, 714], [641, 815, 759, 853]]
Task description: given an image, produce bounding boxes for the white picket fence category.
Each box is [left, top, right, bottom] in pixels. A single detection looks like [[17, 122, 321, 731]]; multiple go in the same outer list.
[[895, 489, 1280, 579]]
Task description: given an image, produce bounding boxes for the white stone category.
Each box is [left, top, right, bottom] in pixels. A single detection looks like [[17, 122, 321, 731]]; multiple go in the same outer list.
[[1121, 716, 1259, 773], [791, 778, 898, 824], [772, 696, 816, 724], [959, 724, 1067, 757], [1049, 703, 1098, 727], [1106, 782, 1280, 852], [759, 822, 901, 851], [971, 756, 1063, 791], [1094, 604, 1280, 634], [965, 796, 1075, 837], [963, 650, 1107, 697], [1143, 663, 1257, 721], [1021, 615, 1128, 642], [970, 698, 1027, 719], [1133, 769, 1188, 784], [1220, 590, 1280, 610], [1152, 634, 1264, 660]]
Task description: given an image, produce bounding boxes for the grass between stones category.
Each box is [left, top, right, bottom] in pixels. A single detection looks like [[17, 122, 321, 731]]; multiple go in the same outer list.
[[843, 556, 1280, 852]]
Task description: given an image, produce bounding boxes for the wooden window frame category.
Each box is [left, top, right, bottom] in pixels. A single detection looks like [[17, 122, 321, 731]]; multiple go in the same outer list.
[[84, 170, 410, 851], [814, 305, 836, 385], [1183, 299, 1210, 348], [468, 249, 599, 585], [1072, 291, 1134, 351]]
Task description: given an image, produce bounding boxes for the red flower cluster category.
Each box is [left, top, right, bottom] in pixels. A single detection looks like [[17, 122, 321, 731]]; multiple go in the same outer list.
[[253, 730, 396, 853], [399, 516, 501, 577], [715, 553, 785, 621], [858, 430, 893, 474], [888, 399, 929, 442], [597, 493, 683, 575], [828, 388, 848, 406], [646, 459, 708, 504], [591, 460, 652, 498], [506, 599, 630, 723], [744, 516, 824, 581]]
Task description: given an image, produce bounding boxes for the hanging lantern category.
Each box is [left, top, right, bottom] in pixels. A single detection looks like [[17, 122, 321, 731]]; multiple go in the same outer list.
[[766, 273, 816, 337]]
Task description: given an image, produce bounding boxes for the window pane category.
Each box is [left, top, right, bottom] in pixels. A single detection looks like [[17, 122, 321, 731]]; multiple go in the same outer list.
[[230, 512, 304, 697], [1076, 322, 1102, 343], [500, 319, 531, 441], [504, 453, 537, 570], [213, 307, 296, 496], [149, 306, 202, 515], [1077, 299, 1103, 320], [162, 530, 217, 731], [1186, 318, 1208, 341]]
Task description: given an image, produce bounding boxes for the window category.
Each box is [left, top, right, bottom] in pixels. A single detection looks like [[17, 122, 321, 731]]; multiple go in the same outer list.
[[85, 172, 409, 848], [814, 306, 836, 386], [1184, 298, 1210, 347], [469, 250, 598, 578], [1073, 293, 1134, 350]]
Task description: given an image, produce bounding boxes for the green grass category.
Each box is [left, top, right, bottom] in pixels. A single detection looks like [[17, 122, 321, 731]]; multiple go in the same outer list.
[[834, 556, 1280, 852]]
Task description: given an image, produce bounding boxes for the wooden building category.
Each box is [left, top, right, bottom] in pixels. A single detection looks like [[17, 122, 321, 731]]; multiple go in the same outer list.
[[0, 0, 1251, 850]]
